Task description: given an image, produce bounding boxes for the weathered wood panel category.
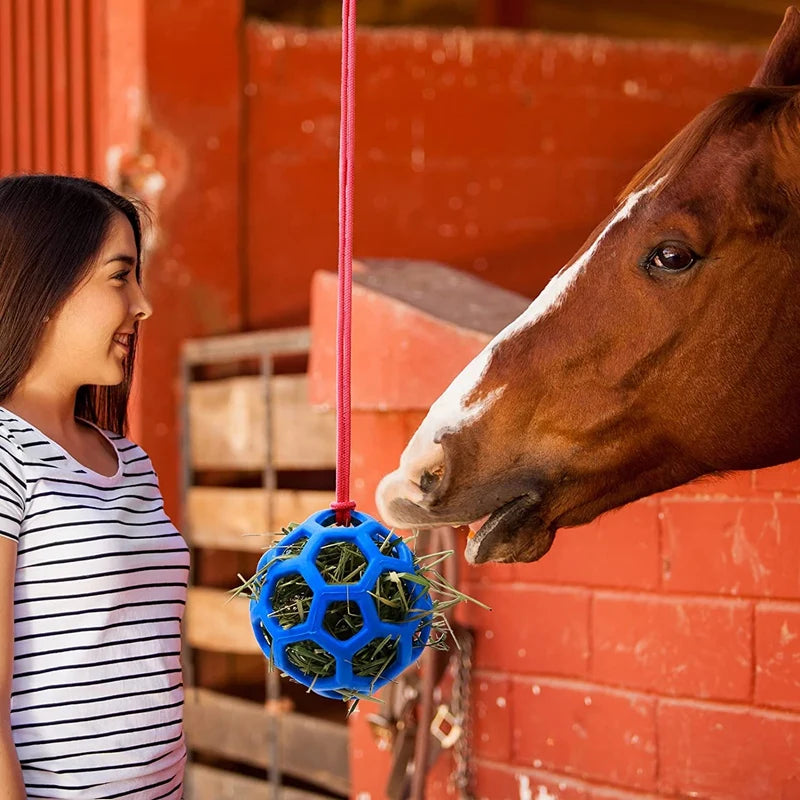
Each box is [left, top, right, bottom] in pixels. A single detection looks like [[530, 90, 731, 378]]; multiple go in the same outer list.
[[186, 487, 335, 551], [185, 762, 331, 800], [185, 587, 259, 655], [269, 374, 337, 468], [186, 487, 271, 552], [184, 688, 349, 795], [188, 375, 336, 470]]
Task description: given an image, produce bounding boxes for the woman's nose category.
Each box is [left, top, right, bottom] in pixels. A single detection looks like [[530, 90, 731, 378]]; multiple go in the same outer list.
[[131, 282, 153, 320]]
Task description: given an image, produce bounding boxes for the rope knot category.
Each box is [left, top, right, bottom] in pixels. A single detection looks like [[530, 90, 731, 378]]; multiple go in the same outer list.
[[330, 499, 357, 526]]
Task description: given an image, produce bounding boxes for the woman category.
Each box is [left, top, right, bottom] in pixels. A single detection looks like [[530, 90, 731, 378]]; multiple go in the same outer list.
[[0, 175, 188, 799]]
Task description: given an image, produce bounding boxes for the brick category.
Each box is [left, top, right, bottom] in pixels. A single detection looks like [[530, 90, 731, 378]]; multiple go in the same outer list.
[[592, 593, 752, 700], [754, 461, 800, 494], [463, 584, 590, 677], [474, 763, 590, 800], [658, 700, 800, 800], [508, 501, 661, 590], [589, 789, 662, 800], [660, 500, 800, 598], [473, 675, 512, 762], [511, 678, 657, 790], [756, 603, 800, 711]]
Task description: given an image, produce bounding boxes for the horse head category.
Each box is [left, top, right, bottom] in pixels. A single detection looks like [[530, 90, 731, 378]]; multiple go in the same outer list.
[[376, 8, 800, 564]]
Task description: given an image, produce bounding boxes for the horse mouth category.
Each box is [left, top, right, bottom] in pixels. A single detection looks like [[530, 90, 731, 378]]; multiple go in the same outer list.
[[464, 495, 556, 564]]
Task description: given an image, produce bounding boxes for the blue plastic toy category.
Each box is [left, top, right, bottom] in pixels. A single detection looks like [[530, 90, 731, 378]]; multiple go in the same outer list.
[[249, 508, 433, 699]]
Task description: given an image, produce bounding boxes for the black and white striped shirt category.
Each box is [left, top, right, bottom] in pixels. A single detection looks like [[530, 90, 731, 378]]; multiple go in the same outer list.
[[0, 409, 188, 799]]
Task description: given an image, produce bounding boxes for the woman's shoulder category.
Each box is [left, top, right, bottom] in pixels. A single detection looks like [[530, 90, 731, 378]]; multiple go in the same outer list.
[[0, 416, 29, 504], [0, 414, 30, 463]]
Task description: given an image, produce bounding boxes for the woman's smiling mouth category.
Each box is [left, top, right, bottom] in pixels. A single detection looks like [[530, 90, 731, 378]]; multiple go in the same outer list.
[[112, 332, 132, 353]]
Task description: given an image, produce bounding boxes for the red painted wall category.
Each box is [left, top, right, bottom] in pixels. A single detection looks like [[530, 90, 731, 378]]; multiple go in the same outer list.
[[136, 0, 245, 516], [245, 23, 761, 329]]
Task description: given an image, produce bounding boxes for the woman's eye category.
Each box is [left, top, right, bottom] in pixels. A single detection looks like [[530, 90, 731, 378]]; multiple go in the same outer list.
[[113, 270, 131, 283], [646, 242, 699, 273]]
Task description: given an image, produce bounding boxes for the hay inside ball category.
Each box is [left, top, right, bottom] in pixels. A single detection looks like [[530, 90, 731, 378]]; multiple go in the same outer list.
[[241, 509, 443, 703]]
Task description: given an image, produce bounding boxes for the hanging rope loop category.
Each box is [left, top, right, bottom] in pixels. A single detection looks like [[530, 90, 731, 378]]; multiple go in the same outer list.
[[334, 0, 357, 525]]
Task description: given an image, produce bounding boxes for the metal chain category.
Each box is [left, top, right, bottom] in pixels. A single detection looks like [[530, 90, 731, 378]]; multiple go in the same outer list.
[[451, 627, 475, 800]]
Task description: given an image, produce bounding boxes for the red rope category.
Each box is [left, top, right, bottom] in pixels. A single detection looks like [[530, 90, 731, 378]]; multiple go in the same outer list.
[[331, 0, 357, 526]]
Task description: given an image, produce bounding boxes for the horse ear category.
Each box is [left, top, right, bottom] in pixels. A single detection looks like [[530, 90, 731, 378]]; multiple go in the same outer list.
[[752, 7, 800, 87]]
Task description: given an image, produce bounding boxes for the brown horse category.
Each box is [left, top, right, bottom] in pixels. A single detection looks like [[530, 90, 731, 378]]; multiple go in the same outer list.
[[376, 8, 800, 565]]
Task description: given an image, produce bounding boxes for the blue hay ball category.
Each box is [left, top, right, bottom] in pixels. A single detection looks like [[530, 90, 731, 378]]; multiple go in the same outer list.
[[249, 509, 433, 699]]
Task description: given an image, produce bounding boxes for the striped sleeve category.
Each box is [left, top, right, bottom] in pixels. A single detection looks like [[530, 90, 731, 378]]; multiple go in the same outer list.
[[0, 435, 26, 543]]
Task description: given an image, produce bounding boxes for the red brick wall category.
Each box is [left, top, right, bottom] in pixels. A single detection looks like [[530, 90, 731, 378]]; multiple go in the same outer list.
[[456, 468, 800, 800]]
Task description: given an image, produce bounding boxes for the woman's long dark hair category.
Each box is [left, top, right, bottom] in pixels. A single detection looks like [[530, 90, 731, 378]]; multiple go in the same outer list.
[[0, 174, 148, 436]]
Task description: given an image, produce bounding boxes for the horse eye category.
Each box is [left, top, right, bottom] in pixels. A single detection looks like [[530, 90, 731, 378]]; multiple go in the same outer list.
[[647, 242, 698, 272]]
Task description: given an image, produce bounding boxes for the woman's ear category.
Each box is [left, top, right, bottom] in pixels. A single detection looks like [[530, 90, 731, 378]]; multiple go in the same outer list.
[[752, 7, 800, 87]]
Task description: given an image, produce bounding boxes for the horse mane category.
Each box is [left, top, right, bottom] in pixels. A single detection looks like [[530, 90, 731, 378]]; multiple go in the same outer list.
[[620, 86, 798, 201]]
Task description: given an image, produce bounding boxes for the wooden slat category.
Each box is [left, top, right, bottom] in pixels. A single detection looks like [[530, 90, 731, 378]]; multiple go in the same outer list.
[[186, 487, 335, 552], [184, 688, 349, 795], [185, 762, 331, 800], [270, 375, 336, 469], [188, 375, 335, 470], [185, 587, 259, 655], [182, 327, 310, 365], [187, 487, 270, 551], [273, 488, 336, 527], [189, 375, 265, 470]]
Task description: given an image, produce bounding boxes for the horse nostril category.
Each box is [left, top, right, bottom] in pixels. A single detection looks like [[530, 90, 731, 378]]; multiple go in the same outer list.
[[419, 468, 443, 494]]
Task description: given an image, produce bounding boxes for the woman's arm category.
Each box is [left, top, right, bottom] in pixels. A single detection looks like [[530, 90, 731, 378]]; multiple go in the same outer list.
[[0, 537, 25, 799]]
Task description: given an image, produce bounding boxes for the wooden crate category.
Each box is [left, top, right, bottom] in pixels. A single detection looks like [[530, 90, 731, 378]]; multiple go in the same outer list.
[[180, 328, 347, 799]]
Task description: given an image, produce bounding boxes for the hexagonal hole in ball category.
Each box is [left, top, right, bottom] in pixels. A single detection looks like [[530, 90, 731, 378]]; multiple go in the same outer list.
[[271, 573, 314, 629], [323, 600, 364, 641], [285, 639, 337, 679], [353, 635, 400, 679], [315, 539, 368, 584]]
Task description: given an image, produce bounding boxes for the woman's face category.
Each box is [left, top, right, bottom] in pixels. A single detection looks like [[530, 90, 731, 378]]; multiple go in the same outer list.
[[34, 213, 153, 390]]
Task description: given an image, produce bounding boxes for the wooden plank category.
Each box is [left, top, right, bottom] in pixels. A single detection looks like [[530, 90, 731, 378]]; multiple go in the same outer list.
[[188, 375, 335, 470], [184, 688, 349, 795], [187, 487, 270, 551], [185, 762, 331, 800], [185, 587, 260, 655], [182, 327, 310, 365], [273, 489, 336, 527], [186, 488, 335, 551], [189, 376, 265, 470], [270, 375, 336, 469]]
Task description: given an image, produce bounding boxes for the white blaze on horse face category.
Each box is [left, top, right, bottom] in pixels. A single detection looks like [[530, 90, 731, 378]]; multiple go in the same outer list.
[[376, 180, 660, 520]]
